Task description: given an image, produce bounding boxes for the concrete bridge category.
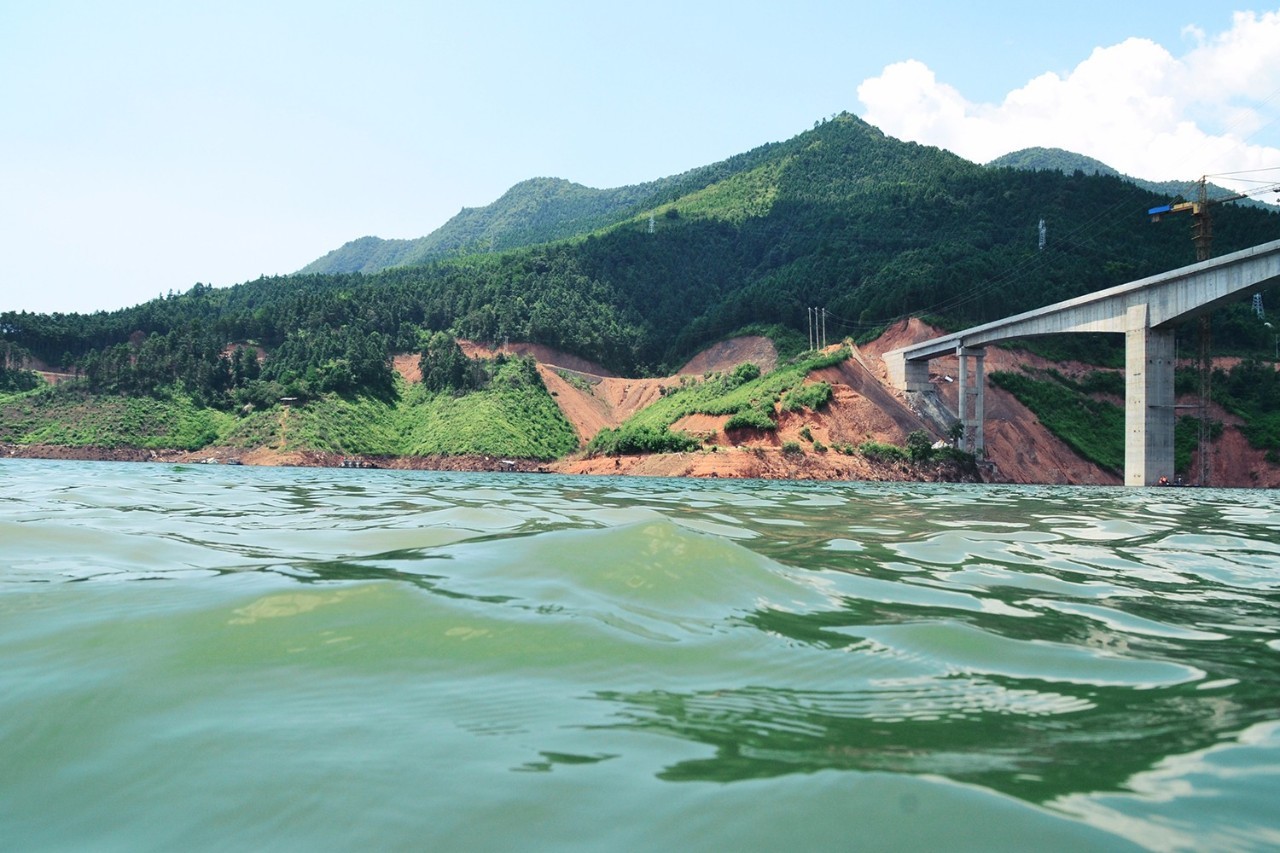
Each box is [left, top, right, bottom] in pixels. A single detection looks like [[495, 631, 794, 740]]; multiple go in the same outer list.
[[884, 238, 1280, 486]]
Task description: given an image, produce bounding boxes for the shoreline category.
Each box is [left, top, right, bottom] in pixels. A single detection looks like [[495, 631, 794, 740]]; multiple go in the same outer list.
[[1, 442, 983, 483], [1, 443, 554, 473]]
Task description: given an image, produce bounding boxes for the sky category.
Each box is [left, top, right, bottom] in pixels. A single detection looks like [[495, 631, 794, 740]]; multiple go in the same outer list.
[[3, 1, 1279, 315]]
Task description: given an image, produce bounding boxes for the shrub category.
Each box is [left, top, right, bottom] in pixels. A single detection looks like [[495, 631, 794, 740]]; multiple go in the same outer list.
[[725, 406, 776, 431], [729, 362, 762, 385], [781, 382, 832, 412], [859, 440, 907, 462], [0, 366, 42, 393], [905, 430, 935, 462], [1076, 370, 1125, 397], [782, 441, 804, 455], [587, 425, 700, 456]]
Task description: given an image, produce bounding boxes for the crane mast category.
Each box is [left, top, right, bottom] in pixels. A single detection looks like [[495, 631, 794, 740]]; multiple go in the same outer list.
[[1148, 178, 1228, 486], [1149, 175, 1280, 485]]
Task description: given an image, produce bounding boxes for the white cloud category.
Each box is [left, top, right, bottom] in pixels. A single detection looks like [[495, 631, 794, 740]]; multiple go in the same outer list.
[[856, 11, 1280, 198]]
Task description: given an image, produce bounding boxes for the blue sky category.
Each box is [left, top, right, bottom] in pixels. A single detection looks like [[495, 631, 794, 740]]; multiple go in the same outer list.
[[3, 2, 1278, 314]]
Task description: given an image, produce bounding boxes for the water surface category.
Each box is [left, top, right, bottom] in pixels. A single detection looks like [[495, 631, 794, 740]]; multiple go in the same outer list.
[[2, 460, 1278, 850]]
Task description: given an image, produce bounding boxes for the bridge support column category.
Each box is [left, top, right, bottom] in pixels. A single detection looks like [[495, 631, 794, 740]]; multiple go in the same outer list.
[[1125, 305, 1175, 486], [956, 346, 985, 454]]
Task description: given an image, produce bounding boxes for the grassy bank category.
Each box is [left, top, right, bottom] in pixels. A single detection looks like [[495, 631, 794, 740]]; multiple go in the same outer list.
[[0, 356, 578, 460]]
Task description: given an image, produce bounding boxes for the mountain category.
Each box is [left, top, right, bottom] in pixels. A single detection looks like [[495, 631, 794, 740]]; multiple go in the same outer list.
[[298, 177, 675, 274], [306, 142, 1276, 281], [987, 146, 1275, 209], [298, 144, 786, 274], [5, 113, 1280, 481], [6, 113, 1280, 392], [986, 147, 1119, 177]]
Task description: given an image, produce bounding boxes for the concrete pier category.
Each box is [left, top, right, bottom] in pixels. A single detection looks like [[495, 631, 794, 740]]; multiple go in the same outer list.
[[956, 347, 985, 454], [1124, 305, 1175, 487]]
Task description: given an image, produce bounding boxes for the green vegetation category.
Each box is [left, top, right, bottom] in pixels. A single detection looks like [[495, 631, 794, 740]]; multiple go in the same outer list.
[[1002, 335, 1125, 369], [0, 387, 233, 451], [0, 366, 42, 393], [399, 357, 579, 459], [1173, 416, 1224, 474], [995, 358, 1280, 476], [723, 406, 776, 431], [586, 349, 848, 456], [853, 430, 963, 467], [1213, 358, 1280, 461], [419, 331, 483, 393], [0, 353, 576, 460], [586, 424, 701, 456], [905, 430, 934, 462], [989, 147, 1276, 211], [781, 382, 832, 412], [989, 369, 1125, 473], [555, 369, 595, 394], [857, 440, 907, 463], [13, 113, 1278, 392]]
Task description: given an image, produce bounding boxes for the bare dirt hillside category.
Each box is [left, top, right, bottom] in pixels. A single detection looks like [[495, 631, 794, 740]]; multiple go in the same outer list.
[[678, 336, 778, 376], [538, 322, 1277, 486], [544, 334, 960, 480], [480, 336, 782, 446]]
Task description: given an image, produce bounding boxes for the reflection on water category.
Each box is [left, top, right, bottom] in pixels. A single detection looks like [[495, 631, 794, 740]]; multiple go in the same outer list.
[[1, 460, 1278, 850]]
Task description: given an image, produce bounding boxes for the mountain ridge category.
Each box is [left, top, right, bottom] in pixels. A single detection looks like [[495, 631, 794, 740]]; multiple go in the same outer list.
[[986, 146, 1276, 209], [298, 139, 789, 275], [301, 134, 1276, 278]]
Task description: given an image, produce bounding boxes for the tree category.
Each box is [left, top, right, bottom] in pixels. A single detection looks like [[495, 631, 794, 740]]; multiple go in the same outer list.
[[419, 331, 469, 393]]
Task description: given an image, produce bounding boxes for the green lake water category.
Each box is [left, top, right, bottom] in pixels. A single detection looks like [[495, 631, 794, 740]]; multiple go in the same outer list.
[[2, 459, 1278, 851]]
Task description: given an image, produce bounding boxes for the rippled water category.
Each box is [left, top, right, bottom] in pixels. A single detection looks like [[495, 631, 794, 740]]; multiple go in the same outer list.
[[2, 460, 1279, 851]]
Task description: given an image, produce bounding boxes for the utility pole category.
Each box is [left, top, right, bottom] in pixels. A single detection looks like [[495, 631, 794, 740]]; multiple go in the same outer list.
[[807, 307, 827, 350]]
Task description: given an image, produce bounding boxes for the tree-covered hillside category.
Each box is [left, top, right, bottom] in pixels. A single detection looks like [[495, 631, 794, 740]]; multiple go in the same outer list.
[[4, 113, 1279, 404], [298, 141, 787, 274], [987, 146, 1276, 210]]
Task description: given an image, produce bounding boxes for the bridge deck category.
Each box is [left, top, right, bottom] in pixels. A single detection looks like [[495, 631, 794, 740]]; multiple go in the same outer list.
[[885, 238, 1280, 364], [881, 238, 1280, 485]]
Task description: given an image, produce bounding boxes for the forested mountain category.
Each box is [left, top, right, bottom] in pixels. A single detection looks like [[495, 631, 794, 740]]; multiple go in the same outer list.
[[986, 147, 1120, 177], [4, 113, 1279, 407], [298, 143, 786, 274], [987, 146, 1275, 209], [298, 177, 675, 274]]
